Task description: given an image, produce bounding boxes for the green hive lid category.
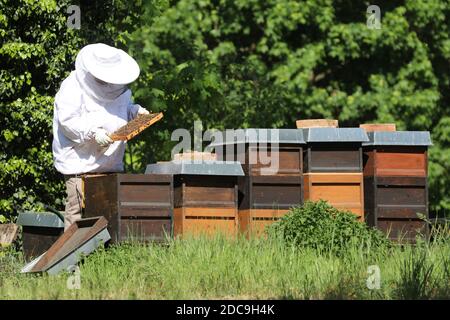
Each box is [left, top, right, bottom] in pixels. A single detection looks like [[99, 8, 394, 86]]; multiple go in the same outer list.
[[302, 128, 369, 143], [145, 161, 245, 176], [208, 128, 305, 146], [363, 131, 432, 146], [16, 211, 64, 228]]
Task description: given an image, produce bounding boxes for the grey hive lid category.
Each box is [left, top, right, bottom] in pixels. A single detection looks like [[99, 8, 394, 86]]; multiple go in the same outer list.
[[145, 161, 245, 176], [16, 211, 64, 228], [208, 128, 305, 147], [303, 128, 369, 143], [363, 131, 432, 146]]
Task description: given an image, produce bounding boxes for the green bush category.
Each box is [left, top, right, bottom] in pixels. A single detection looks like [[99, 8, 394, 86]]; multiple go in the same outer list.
[[268, 200, 390, 255]]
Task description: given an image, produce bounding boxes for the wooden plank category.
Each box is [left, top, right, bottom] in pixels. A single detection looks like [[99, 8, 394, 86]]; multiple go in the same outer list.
[[296, 119, 338, 128], [239, 208, 290, 237], [305, 144, 362, 173], [375, 148, 427, 177], [120, 219, 172, 241], [173, 152, 217, 161], [247, 145, 303, 176], [174, 208, 238, 238], [360, 123, 396, 132], [0, 224, 19, 246], [31, 217, 108, 272], [303, 173, 364, 220], [377, 219, 427, 241], [110, 112, 163, 141]]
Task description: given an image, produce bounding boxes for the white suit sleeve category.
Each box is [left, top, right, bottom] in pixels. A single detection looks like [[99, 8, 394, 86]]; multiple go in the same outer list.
[[55, 76, 99, 144], [128, 102, 147, 121]]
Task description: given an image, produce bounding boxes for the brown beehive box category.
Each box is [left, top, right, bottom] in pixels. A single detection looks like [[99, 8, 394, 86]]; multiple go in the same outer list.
[[83, 174, 173, 243], [303, 173, 364, 220], [303, 128, 368, 173], [210, 129, 305, 176], [110, 112, 163, 141], [364, 176, 428, 241], [145, 162, 244, 238], [296, 119, 338, 128], [238, 175, 303, 236], [363, 131, 432, 241]]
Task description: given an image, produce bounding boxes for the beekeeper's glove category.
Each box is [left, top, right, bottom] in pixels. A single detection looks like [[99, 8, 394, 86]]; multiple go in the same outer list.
[[138, 107, 150, 115], [94, 128, 113, 147]]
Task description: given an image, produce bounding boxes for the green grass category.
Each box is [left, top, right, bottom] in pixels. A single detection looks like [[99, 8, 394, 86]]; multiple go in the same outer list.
[[1, 233, 449, 299]]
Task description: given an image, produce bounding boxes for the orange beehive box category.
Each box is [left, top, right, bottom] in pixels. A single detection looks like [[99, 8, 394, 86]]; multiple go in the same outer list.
[[303, 173, 364, 220]]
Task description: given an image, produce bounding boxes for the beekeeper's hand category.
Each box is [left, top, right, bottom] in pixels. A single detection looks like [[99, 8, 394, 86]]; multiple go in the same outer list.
[[94, 128, 113, 147], [137, 107, 150, 115]]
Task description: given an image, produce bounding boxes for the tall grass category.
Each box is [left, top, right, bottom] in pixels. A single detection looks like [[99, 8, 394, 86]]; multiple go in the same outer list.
[[0, 231, 449, 299]]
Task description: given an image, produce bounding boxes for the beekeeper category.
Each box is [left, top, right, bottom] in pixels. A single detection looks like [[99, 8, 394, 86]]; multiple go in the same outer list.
[[52, 43, 149, 230]]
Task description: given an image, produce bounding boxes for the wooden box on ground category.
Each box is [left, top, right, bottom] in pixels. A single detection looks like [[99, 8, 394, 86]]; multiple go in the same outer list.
[[22, 217, 110, 275], [146, 161, 244, 238], [363, 131, 432, 241], [210, 129, 305, 176], [302, 128, 368, 173], [238, 175, 303, 236], [303, 173, 364, 220], [83, 174, 173, 243], [16, 212, 64, 261]]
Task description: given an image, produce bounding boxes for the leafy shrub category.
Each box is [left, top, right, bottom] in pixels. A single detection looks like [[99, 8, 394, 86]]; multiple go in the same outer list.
[[268, 200, 390, 255]]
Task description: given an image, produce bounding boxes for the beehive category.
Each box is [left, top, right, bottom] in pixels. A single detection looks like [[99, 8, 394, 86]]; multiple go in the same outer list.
[[238, 175, 303, 236], [209, 129, 305, 236], [210, 129, 305, 176], [16, 212, 65, 261], [362, 131, 432, 241], [83, 174, 173, 243], [145, 161, 243, 238], [302, 127, 368, 220]]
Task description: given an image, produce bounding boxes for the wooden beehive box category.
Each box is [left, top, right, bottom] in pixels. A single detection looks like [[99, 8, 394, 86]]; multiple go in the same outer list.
[[238, 175, 303, 236], [302, 128, 368, 173], [362, 131, 432, 241], [363, 131, 431, 177], [146, 161, 244, 238], [210, 129, 305, 176], [303, 173, 364, 220], [83, 173, 173, 243], [16, 212, 65, 261]]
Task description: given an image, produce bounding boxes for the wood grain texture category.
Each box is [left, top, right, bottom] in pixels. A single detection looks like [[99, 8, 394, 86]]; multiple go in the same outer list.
[[296, 119, 338, 128], [238, 175, 303, 210], [239, 209, 290, 237], [304, 143, 362, 173], [22, 226, 63, 261], [364, 176, 429, 241], [83, 174, 174, 243], [110, 112, 163, 141], [0, 223, 19, 245], [360, 123, 396, 132], [363, 147, 428, 177], [377, 219, 427, 241], [173, 207, 238, 238], [303, 173, 364, 220]]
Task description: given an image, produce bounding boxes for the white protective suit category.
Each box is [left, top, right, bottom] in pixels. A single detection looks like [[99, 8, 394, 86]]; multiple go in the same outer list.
[[52, 49, 145, 175]]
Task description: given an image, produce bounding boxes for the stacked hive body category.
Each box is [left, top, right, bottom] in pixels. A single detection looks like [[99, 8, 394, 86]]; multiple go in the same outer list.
[[362, 130, 432, 241], [145, 161, 243, 237], [211, 129, 305, 236], [83, 174, 173, 243], [302, 128, 368, 220]]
